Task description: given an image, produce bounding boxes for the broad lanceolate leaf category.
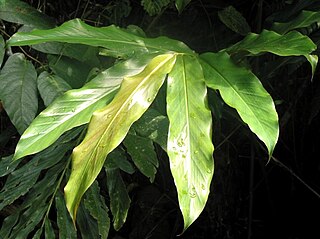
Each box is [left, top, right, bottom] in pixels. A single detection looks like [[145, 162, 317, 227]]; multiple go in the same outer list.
[[166, 55, 214, 231], [0, 53, 38, 134], [272, 10, 320, 35], [0, 0, 55, 29], [227, 29, 317, 57], [37, 71, 72, 107], [200, 52, 279, 155], [84, 181, 110, 239], [13, 56, 151, 160], [64, 54, 176, 221], [7, 19, 193, 58]]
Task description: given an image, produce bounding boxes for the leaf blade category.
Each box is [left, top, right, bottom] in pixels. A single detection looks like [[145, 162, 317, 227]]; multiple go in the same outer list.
[[0, 53, 38, 134], [201, 51, 279, 155], [13, 56, 151, 160], [64, 54, 176, 221], [167, 55, 214, 231]]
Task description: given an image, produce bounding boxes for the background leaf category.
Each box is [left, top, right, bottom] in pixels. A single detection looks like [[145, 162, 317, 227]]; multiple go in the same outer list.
[[64, 54, 176, 222], [13, 56, 151, 160], [0, 0, 55, 29], [0, 53, 38, 134], [175, 0, 192, 13], [84, 181, 110, 239], [132, 108, 169, 150], [141, 0, 170, 16], [218, 5, 251, 36], [37, 71, 72, 107], [0, 35, 4, 66], [105, 152, 131, 230], [55, 191, 77, 239], [166, 54, 214, 231], [124, 133, 158, 182], [201, 51, 279, 155]]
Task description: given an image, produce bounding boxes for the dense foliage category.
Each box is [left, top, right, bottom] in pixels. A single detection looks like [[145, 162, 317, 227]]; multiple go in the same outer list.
[[1, 0, 320, 238]]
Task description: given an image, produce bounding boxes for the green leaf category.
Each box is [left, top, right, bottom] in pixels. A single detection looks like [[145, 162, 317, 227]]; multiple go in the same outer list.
[[76, 203, 99, 239], [37, 71, 72, 107], [132, 108, 169, 150], [200, 51, 279, 155], [47, 55, 93, 89], [0, 155, 21, 177], [141, 0, 170, 16], [105, 166, 131, 230], [13, 56, 151, 160], [305, 54, 318, 79], [272, 10, 320, 34], [175, 0, 191, 13], [0, 35, 4, 66], [106, 147, 135, 174], [0, 53, 38, 134], [218, 6, 251, 36], [64, 53, 176, 221], [55, 191, 77, 239], [227, 29, 317, 57], [166, 54, 214, 231], [124, 133, 158, 182], [0, 0, 55, 29], [44, 219, 55, 239], [84, 181, 110, 239], [7, 19, 193, 58]]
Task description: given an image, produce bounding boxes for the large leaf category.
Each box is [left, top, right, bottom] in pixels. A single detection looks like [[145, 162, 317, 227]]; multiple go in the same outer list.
[[227, 29, 317, 57], [200, 51, 279, 155], [7, 19, 193, 58], [0, 0, 55, 29], [37, 71, 72, 107], [13, 56, 151, 160], [64, 54, 176, 221], [272, 10, 320, 34], [166, 54, 214, 231], [0, 53, 38, 134]]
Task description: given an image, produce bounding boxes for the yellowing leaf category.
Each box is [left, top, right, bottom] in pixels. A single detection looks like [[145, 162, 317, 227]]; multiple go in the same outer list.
[[64, 54, 176, 221], [166, 55, 214, 231]]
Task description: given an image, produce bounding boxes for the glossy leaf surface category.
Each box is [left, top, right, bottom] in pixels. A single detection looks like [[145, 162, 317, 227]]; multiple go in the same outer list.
[[0, 53, 38, 134], [175, 0, 192, 13], [201, 52, 279, 155], [13, 56, 150, 160], [64, 54, 176, 221], [7, 19, 192, 58], [167, 55, 214, 231]]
